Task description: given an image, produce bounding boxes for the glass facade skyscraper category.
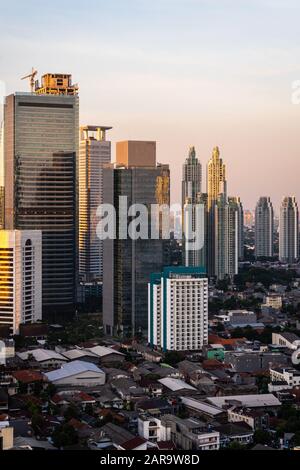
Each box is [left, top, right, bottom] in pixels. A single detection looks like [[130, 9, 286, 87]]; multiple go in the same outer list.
[[103, 141, 170, 336], [4, 90, 78, 319]]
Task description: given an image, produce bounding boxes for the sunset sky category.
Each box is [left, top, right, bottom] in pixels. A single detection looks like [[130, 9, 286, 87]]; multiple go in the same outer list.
[[1, 0, 300, 211]]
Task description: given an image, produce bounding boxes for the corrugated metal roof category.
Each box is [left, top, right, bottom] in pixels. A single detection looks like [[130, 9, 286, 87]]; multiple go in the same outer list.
[[158, 378, 196, 391], [45, 360, 105, 382]]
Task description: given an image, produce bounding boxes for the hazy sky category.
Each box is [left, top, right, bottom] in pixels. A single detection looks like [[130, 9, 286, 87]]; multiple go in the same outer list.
[[1, 0, 300, 211]]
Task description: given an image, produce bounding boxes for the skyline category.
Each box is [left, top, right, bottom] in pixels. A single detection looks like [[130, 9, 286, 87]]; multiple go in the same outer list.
[[1, 0, 300, 209]]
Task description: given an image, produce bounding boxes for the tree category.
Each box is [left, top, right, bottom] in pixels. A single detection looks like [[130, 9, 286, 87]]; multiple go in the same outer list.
[[63, 404, 79, 421], [52, 424, 78, 449], [253, 429, 272, 445], [164, 351, 183, 366]]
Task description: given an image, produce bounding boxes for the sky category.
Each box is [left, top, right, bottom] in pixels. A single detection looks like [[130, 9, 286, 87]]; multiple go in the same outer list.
[[0, 0, 300, 211]]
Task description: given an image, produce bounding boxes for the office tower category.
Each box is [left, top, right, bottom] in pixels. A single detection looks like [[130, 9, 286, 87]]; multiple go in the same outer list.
[[4, 73, 78, 319], [182, 146, 202, 206], [148, 267, 208, 352], [103, 141, 170, 336], [182, 147, 206, 269], [79, 125, 112, 281], [214, 184, 239, 280], [229, 196, 244, 260], [207, 147, 226, 276], [279, 196, 299, 263], [0, 230, 42, 334], [255, 197, 274, 258], [207, 146, 226, 210], [0, 187, 4, 229]]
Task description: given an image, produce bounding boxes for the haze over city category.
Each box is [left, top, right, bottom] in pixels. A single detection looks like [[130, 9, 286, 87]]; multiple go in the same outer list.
[[1, 0, 300, 209]]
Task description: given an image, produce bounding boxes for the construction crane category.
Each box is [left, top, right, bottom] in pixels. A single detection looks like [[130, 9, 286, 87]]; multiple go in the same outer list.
[[21, 68, 38, 93]]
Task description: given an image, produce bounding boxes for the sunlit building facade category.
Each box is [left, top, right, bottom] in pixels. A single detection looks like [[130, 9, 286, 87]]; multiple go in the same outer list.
[[0, 230, 42, 334], [79, 125, 112, 281], [255, 197, 274, 258], [279, 196, 299, 264]]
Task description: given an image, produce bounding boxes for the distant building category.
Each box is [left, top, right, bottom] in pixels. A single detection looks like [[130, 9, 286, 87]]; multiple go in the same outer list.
[[148, 266, 208, 352], [264, 294, 282, 310], [225, 351, 288, 373], [79, 125, 112, 282], [255, 197, 274, 258], [272, 332, 300, 350], [0, 186, 4, 229], [0, 230, 42, 334], [279, 196, 299, 263]]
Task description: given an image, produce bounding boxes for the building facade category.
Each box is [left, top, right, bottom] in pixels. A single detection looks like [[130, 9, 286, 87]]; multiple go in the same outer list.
[[279, 196, 299, 263], [79, 125, 112, 281], [255, 197, 274, 258], [0, 230, 42, 334], [4, 75, 78, 319], [148, 267, 208, 352], [103, 141, 170, 336]]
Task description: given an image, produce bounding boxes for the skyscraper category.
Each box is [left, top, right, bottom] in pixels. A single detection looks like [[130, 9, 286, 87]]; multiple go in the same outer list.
[[182, 146, 202, 206], [207, 147, 226, 276], [4, 74, 78, 319], [0, 230, 42, 334], [229, 196, 244, 261], [103, 141, 170, 336], [182, 147, 206, 268], [148, 267, 208, 352], [79, 125, 112, 281], [255, 197, 274, 258], [279, 196, 299, 264]]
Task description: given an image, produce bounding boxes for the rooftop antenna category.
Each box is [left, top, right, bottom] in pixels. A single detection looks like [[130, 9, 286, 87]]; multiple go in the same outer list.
[[21, 67, 38, 93]]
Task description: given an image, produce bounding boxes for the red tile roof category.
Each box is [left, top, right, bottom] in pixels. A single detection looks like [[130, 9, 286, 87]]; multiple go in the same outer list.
[[12, 370, 44, 383], [122, 436, 147, 450]]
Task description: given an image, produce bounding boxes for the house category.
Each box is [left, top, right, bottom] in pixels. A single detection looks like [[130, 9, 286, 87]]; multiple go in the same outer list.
[[17, 349, 68, 369], [12, 370, 46, 394], [215, 422, 254, 447], [85, 346, 125, 365], [110, 378, 145, 401], [45, 360, 106, 387], [158, 378, 196, 393], [51, 390, 96, 410], [61, 349, 100, 364], [228, 407, 270, 430], [161, 415, 220, 450], [136, 398, 173, 416], [269, 367, 300, 391], [180, 396, 226, 422]]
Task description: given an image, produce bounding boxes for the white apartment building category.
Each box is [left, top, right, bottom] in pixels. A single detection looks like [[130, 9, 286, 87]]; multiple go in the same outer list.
[[0, 230, 42, 334], [270, 367, 300, 388], [79, 126, 112, 281], [148, 267, 208, 352]]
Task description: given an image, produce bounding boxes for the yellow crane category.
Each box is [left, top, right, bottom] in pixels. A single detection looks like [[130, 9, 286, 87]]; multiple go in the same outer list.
[[21, 68, 38, 92]]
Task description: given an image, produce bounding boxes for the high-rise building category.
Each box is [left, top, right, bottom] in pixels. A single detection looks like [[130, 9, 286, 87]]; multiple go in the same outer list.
[[207, 146, 226, 210], [4, 74, 78, 319], [148, 267, 208, 352], [0, 230, 42, 334], [207, 147, 226, 276], [79, 125, 112, 281], [182, 146, 202, 206], [214, 185, 239, 280], [255, 197, 274, 258], [279, 196, 299, 264], [229, 196, 244, 261], [103, 141, 170, 336], [244, 210, 254, 228], [182, 147, 206, 269], [0, 186, 4, 230]]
